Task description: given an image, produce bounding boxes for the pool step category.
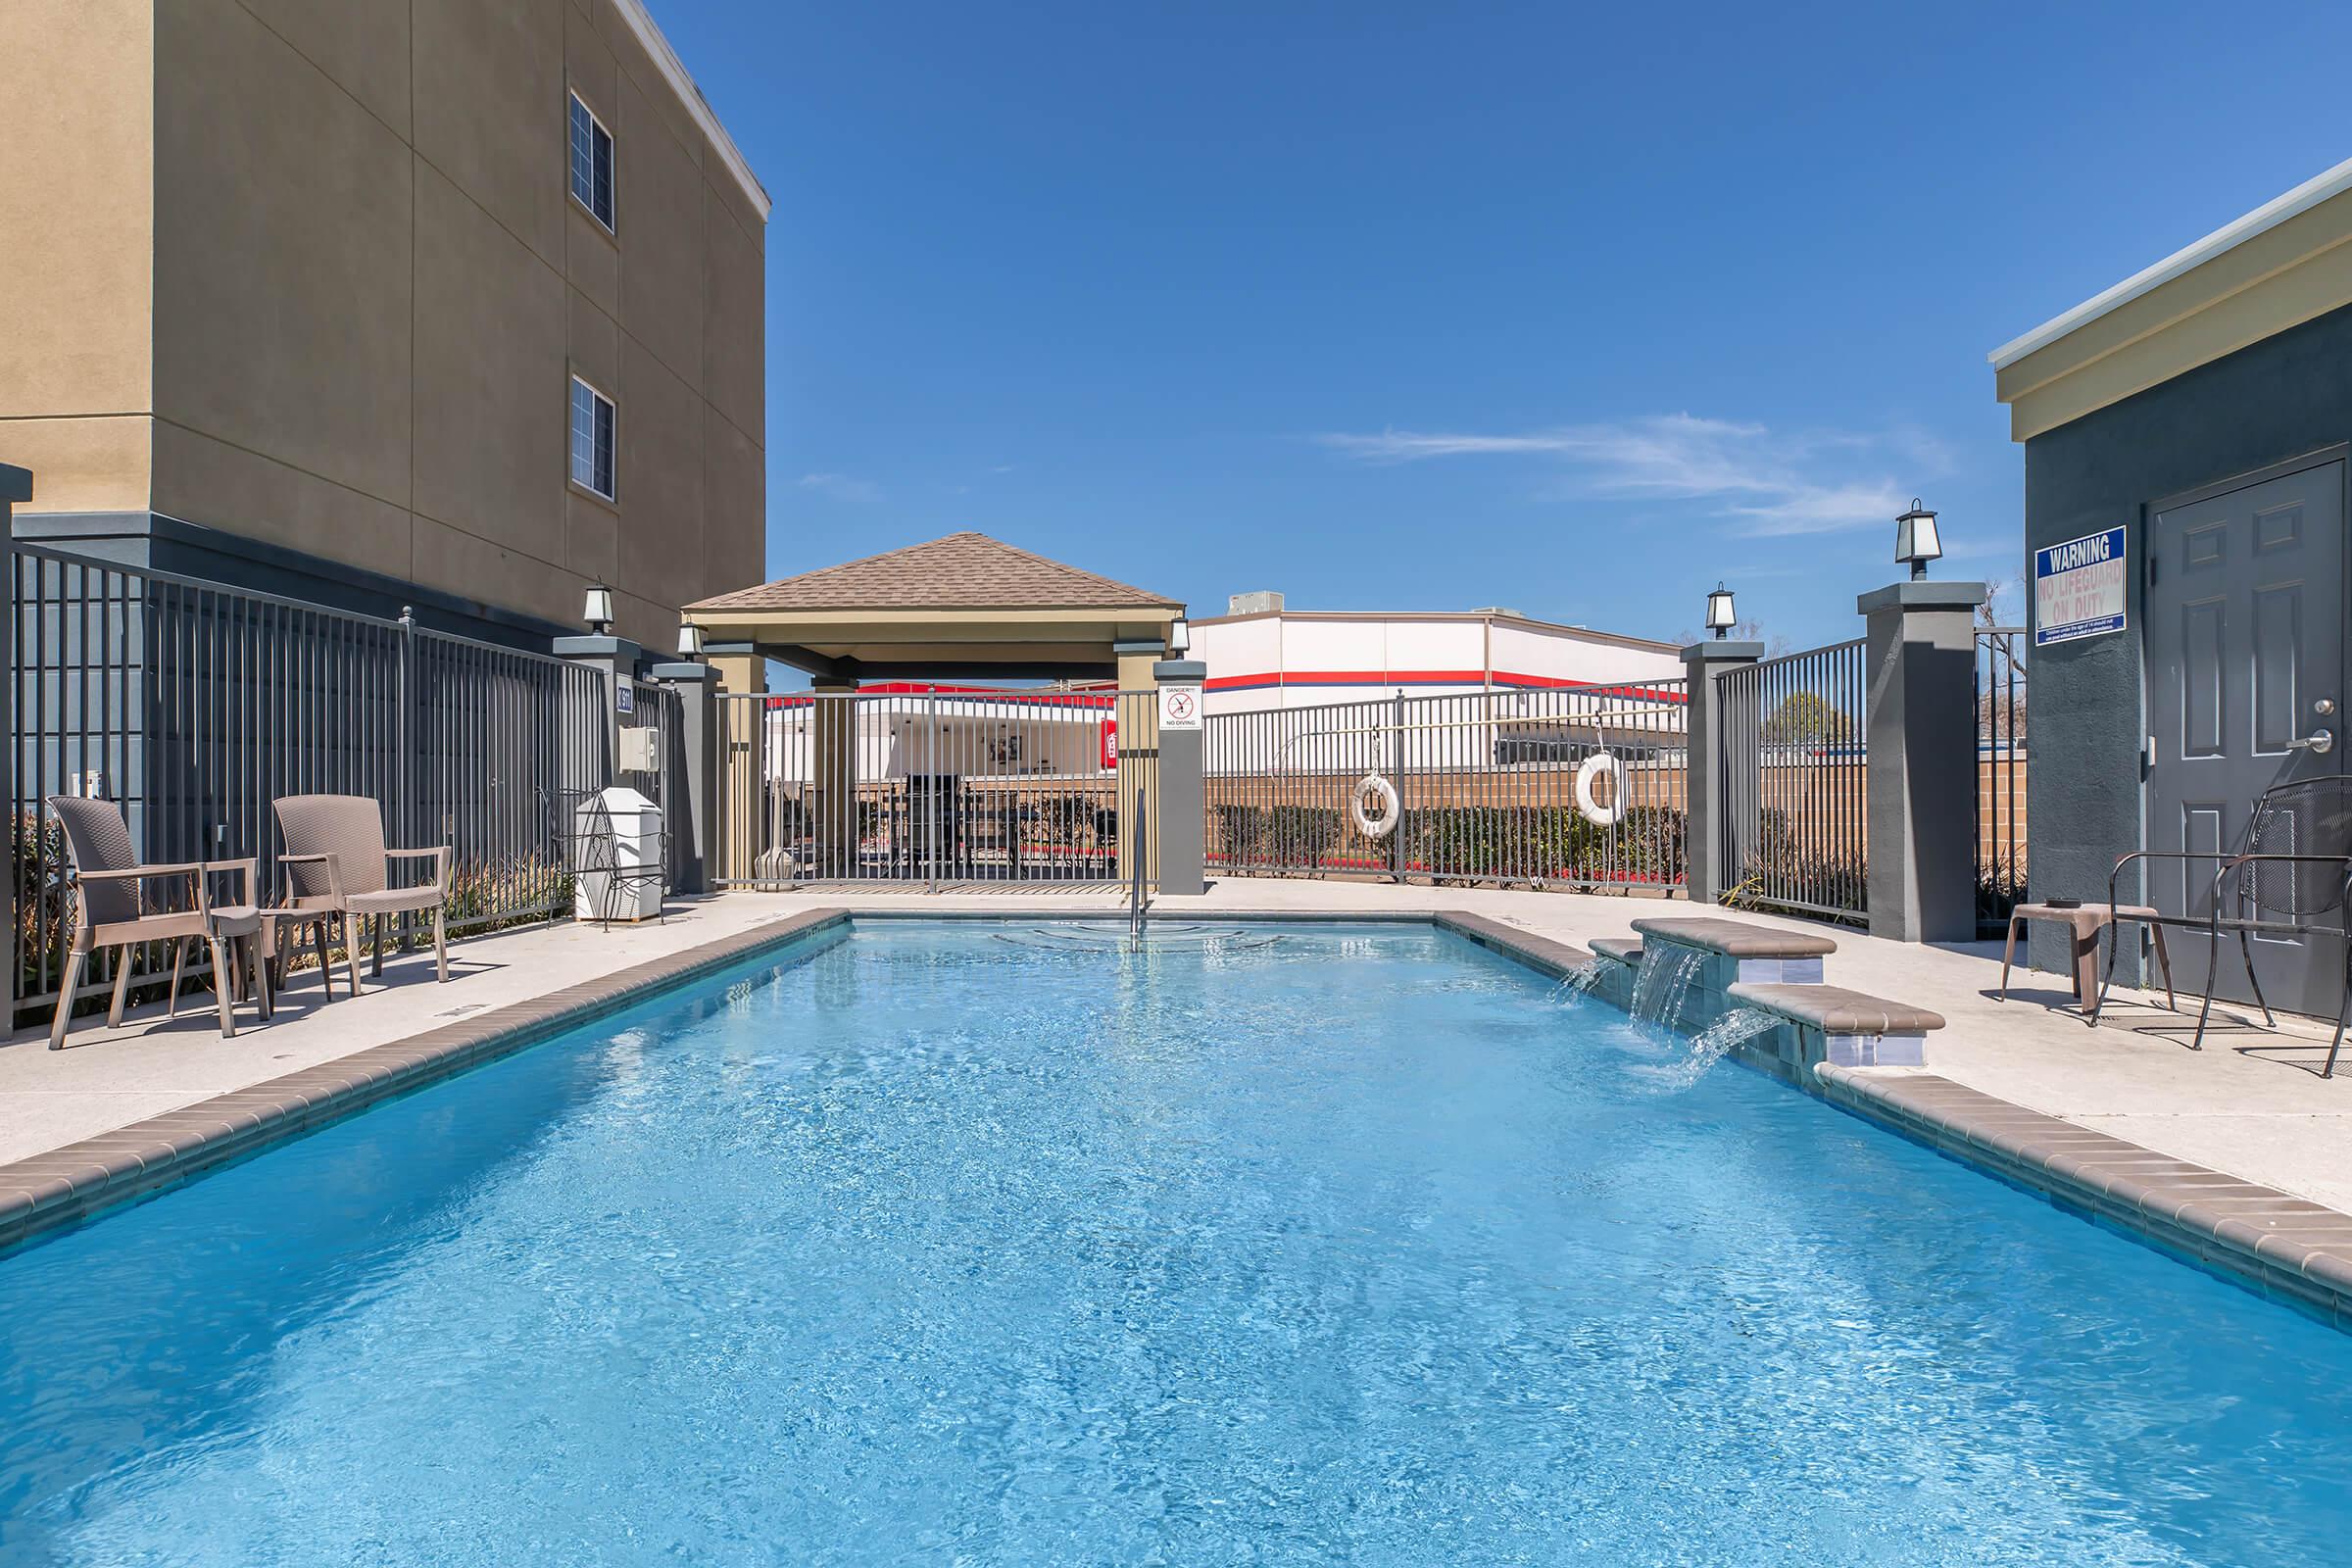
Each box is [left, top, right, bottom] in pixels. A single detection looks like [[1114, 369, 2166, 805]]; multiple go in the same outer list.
[[1631, 916, 1834, 985], [1590, 936, 1643, 966], [1728, 982, 1943, 1069]]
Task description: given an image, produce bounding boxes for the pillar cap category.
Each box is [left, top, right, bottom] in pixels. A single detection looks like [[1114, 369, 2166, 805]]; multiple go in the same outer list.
[[650, 662, 719, 683], [553, 634, 643, 662], [1152, 660, 1206, 681], [0, 464, 30, 504], [1856, 580, 1987, 614], [1681, 640, 1763, 665]]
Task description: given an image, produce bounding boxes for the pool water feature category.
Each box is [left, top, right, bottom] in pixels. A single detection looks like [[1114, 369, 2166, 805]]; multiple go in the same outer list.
[[3, 919, 2349, 1564]]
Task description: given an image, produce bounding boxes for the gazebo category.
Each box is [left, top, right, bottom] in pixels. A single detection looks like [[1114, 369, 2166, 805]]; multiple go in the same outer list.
[[679, 533, 1190, 886]]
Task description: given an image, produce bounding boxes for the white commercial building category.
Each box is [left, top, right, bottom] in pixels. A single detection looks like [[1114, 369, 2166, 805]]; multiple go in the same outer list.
[[1189, 596, 1688, 774], [1191, 595, 1682, 711]]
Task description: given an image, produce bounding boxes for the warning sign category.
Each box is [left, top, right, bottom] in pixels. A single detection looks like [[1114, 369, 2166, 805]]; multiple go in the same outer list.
[[2034, 525, 2127, 648], [1159, 684, 1202, 731]]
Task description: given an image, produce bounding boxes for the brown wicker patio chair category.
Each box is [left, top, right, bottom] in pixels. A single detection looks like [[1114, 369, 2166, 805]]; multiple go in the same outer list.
[[46, 796, 265, 1048], [271, 794, 450, 997]]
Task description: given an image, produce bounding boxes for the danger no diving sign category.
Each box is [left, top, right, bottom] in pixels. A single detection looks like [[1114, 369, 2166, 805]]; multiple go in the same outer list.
[[1159, 684, 1202, 730]]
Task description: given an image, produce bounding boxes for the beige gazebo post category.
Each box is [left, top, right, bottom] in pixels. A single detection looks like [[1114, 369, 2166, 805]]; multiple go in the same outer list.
[[678, 533, 1185, 884]]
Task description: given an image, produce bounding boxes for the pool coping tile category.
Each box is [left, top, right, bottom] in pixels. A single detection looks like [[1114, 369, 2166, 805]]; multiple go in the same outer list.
[[1445, 910, 2352, 1330], [5, 902, 2348, 1333], [0, 908, 853, 1257]]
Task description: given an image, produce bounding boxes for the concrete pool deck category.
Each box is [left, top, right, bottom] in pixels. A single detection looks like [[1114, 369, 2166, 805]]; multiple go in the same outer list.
[[4, 883, 2349, 1310]]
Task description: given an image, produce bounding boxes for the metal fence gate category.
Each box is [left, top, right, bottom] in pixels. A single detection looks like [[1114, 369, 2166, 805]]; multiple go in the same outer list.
[[713, 687, 1157, 887], [1716, 638, 1870, 920], [9, 540, 611, 1022], [1975, 624, 2029, 934], [1201, 683, 1690, 889]]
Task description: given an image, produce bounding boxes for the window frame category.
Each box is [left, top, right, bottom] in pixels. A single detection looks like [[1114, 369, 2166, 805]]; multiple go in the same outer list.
[[569, 374, 616, 502], [567, 89, 615, 233]]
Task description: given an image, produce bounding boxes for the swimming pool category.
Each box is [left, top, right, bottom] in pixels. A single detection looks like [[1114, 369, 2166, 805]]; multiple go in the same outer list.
[[3, 919, 2348, 1564]]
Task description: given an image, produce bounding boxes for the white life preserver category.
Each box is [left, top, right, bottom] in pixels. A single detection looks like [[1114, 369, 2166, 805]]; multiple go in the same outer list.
[[1349, 772, 1400, 841], [1574, 752, 1628, 827]]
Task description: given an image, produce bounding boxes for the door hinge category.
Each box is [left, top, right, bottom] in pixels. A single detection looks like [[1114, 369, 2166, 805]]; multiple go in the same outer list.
[[2145, 549, 2157, 588]]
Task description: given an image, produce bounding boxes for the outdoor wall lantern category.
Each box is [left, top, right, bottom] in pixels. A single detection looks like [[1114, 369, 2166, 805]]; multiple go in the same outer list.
[[1704, 583, 1737, 639], [582, 580, 614, 635], [676, 619, 706, 660], [1168, 617, 1190, 655], [1894, 498, 1942, 580]]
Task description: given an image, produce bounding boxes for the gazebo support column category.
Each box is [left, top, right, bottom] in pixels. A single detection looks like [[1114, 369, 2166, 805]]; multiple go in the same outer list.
[[1115, 646, 1162, 888], [810, 677, 859, 881]]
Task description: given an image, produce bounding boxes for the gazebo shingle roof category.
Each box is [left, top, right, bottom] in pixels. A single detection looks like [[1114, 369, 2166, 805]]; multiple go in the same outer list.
[[687, 532, 1179, 612]]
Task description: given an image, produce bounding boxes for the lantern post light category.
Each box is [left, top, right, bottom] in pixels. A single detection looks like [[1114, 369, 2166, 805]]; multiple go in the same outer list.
[[582, 580, 614, 636], [1704, 582, 1737, 640], [1894, 499, 1943, 581]]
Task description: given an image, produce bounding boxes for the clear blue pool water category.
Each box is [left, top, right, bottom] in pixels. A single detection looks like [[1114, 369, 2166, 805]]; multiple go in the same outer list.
[[3, 920, 2349, 1565]]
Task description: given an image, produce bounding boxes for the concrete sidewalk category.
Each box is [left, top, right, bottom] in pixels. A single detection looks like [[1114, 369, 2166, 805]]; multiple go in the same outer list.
[[7, 881, 2347, 1212]]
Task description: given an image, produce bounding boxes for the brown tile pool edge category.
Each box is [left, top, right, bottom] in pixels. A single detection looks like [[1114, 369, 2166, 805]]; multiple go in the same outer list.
[[5, 902, 2347, 1333], [1438, 911, 2352, 1331], [0, 908, 854, 1257]]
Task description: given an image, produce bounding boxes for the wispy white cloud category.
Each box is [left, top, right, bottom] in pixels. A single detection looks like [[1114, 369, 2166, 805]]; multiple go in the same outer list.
[[797, 471, 881, 504], [1315, 413, 1944, 537]]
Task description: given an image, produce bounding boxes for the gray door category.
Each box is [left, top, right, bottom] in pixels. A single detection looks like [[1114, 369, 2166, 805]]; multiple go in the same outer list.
[[2144, 458, 2346, 1014]]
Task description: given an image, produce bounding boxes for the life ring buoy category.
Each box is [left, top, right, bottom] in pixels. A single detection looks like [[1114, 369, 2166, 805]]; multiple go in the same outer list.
[[1350, 772, 1400, 841], [1574, 752, 1627, 827]]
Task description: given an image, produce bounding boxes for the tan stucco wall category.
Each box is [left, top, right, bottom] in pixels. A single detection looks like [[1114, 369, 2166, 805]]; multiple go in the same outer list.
[[0, 0, 156, 512], [8, 0, 765, 646]]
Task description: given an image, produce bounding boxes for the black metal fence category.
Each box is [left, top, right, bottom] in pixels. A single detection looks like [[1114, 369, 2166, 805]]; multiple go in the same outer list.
[[9, 541, 611, 1022], [713, 687, 1157, 886], [1201, 684, 1690, 890], [1976, 625, 2029, 934], [1716, 638, 1869, 920]]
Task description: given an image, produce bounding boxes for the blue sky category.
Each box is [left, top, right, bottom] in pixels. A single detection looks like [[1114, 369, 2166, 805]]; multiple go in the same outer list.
[[659, 0, 2352, 648]]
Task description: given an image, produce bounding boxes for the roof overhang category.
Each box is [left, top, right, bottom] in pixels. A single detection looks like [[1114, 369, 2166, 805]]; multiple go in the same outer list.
[[684, 604, 1181, 682], [1990, 158, 2352, 441]]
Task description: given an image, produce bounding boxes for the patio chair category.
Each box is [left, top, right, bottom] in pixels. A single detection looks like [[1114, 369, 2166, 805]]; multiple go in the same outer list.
[[2092, 775, 2352, 1076], [271, 795, 450, 996], [46, 797, 265, 1048]]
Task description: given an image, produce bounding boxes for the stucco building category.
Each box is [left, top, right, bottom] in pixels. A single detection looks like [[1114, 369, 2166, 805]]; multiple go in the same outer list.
[[1, 0, 767, 650], [1994, 158, 2352, 1012]]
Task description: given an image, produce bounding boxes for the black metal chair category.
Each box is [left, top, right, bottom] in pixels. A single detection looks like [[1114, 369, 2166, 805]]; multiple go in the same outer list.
[[2094, 775, 2352, 1075]]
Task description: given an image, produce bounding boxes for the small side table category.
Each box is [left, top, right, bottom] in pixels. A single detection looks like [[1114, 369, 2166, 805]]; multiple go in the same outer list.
[[201, 905, 270, 1037], [2000, 902, 2176, 1011]]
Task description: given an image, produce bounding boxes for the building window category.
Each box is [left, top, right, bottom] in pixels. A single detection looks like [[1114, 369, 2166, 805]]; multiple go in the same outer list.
[[570, 376, 615, 500], [568, 91, 613, 230]]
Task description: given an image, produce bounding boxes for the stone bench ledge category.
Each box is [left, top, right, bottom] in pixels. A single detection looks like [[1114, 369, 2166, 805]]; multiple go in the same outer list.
[[1729, 982, 1945, 1035], [1631, 916, 1838, 958]]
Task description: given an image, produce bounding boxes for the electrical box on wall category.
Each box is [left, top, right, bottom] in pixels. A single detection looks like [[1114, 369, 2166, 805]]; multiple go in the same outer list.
[[619, 726, 661, 773]]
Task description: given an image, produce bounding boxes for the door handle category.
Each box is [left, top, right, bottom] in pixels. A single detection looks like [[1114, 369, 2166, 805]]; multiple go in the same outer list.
[[2285, 727, 2336, 756]]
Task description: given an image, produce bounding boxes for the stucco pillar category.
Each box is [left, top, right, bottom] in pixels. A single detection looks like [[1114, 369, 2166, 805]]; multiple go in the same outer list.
[[1857, 581, 1989, 943], [1680, 640, 1762, 906], [554, 633, 644, 784], [1152, 660, 1206, 896], [705, 641, 765, 697], [1114, 646, 1163, 887], [651, 661, 719, 895], [809, 677, 858, 880]]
